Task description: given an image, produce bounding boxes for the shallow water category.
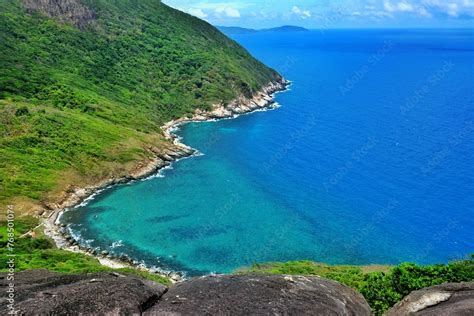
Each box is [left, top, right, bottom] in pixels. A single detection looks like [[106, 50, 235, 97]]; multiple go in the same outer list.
[[61, 29, 474, 276]]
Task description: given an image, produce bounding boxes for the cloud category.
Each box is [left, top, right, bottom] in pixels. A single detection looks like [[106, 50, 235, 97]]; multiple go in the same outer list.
[[188, 8, 208, 19], [181, 2, 252, 19], [215, 6, 241, 18], [417, 6, 432, 17], [384, 1, 415, 12], [167, 0, 474, 26], [382, 0, 474, 18], [292, 6, 312, 19], [422, 1, 461, 17]]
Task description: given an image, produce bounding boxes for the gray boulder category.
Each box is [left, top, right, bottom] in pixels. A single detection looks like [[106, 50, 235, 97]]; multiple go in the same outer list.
[[1, 271, 371, 315], [386, 282, 474, 316], [146, 274, 372, 315], [0, 269, 167, 315]]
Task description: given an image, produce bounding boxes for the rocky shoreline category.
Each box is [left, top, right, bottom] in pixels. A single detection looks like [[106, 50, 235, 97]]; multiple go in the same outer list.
[[42, 78, 290, 282]]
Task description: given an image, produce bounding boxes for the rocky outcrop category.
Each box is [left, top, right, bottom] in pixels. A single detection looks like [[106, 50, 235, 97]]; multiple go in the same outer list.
[[162, 78, 288, 141], [193, 79, 288, 121], [1, 271, 372, 315], [147, 274, 372, 315], [0, 269, 167, 315], [22, 0, 96, 29], [386, 282, 474, 316]]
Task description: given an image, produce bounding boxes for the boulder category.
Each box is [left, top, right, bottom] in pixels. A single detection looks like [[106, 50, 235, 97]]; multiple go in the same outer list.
[[1, 271, 372, 315], [146, 274, 372, 315], [0, 269, 167, 315], [386, 282, 474, 316]]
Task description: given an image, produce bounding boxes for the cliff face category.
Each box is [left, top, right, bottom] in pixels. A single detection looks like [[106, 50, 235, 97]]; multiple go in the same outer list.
[[21, 0, 96, 28]]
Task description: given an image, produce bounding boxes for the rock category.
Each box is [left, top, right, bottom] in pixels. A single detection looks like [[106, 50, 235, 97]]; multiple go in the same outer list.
[[386, 282, 474, 316], [0, 270, 167, 315], [35, 208, 45, 216], [0, 271, 370, 315], [230, 106, 248, 114], [157, 153, 174, 162], [209, 106, 233, 118], [22, 0, 96, 29], [145, 274, 372, 315]]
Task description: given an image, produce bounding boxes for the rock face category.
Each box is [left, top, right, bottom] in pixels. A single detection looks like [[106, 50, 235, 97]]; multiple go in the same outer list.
[[386, 282, 474, 316], [149, 274, 372, 315], [22, 0, 96, 29], [0, 269, 167, 315], [1, 271, 372, 315]]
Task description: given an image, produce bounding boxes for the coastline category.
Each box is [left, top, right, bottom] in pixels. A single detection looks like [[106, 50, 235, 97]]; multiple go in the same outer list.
[[42, 77, 290, 281]]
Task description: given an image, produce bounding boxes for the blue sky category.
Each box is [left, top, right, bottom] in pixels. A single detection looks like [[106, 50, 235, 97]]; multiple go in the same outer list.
[[164, 0, 474, 28]]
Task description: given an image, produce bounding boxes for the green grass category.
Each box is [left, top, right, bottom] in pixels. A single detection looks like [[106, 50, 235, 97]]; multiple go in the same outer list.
[[0, 0, 280, 207], [239, 258, 474, 315], [0, 216, 171, 285]]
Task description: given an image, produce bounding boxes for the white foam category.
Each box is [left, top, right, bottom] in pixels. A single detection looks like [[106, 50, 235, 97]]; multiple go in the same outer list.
[[111, 240, 124, 249]]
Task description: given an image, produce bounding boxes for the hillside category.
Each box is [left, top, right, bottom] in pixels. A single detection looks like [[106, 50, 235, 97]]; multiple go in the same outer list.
[[0, 0, 281, 212]]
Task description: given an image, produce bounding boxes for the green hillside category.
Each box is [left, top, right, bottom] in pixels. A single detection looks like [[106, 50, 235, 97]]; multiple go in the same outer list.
[[0, 0, 280, 210]]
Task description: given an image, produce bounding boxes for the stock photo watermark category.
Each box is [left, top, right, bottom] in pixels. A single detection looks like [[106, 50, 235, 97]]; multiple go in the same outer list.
[[261, 113, 318, 175], [340, 40, 394, 96], [421, 120, 474, 176], [343, 198, 399, 255], [401, 60, 455, 115], [323, 136, 378, 192], [5, 205, 16, 314]]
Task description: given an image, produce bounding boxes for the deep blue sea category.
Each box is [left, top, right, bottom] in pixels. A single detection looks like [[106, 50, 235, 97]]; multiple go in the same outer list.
[[61, 29, 474, 276]]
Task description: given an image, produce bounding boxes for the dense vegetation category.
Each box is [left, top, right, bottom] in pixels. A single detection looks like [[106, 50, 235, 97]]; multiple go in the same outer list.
[[0, 216, 171, 285], [241, 259, 474, 315], [0, 0, 279, 209]]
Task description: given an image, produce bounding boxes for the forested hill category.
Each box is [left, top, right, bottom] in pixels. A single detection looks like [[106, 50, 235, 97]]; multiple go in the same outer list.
[[0, 0, 281, 211]]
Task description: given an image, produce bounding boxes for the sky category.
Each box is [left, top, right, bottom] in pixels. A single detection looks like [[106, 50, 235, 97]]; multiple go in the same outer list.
[[164, 0, 474, 29]]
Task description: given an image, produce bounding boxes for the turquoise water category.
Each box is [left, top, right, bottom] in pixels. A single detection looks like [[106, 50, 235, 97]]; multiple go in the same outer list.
[[61, 29, 474, 276]]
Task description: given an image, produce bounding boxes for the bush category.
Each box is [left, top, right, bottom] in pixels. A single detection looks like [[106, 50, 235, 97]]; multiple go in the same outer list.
[[15, 106, 29, 116], [240, 257, 474, 315]]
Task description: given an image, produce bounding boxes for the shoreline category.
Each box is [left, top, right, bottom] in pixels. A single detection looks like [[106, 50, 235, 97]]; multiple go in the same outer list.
[[42, 77, 290, 282]]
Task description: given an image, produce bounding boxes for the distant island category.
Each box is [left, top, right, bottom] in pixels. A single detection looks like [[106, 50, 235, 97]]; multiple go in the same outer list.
[[217, 25, 309, 35]]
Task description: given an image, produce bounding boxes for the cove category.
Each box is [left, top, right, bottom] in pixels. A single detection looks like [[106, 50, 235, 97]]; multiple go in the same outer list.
[[61, 29, 474, 277]]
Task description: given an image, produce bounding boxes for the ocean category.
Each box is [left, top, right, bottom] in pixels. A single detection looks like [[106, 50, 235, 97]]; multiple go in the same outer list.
[[60, 29, 474, 276]]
